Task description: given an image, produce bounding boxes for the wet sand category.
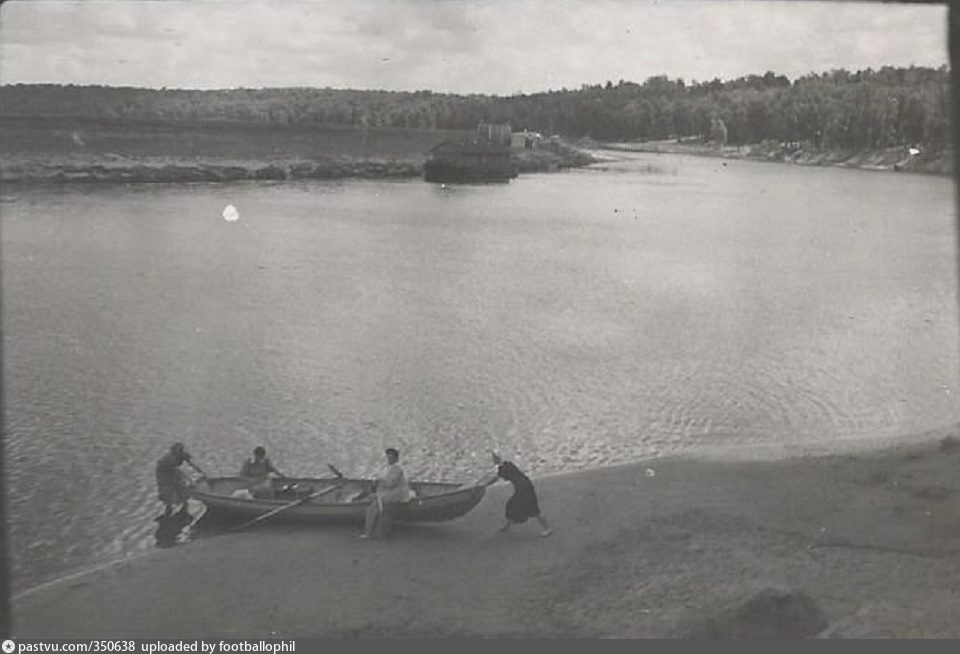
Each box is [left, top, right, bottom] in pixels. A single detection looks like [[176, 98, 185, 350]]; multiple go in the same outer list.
[[12, 425, 960, 638]]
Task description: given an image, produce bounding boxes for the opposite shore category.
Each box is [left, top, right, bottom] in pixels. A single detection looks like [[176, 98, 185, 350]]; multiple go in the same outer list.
[[6, 116, 953, 185], [13, 425, 960, 638], [0, 117, 598, 185], [2, 140, 950, 186], [0, 149, 598, 185]]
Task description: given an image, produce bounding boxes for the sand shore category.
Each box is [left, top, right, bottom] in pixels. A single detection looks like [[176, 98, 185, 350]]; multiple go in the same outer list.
[[12, 425, 960, 638], [601, 140, 953, 176]]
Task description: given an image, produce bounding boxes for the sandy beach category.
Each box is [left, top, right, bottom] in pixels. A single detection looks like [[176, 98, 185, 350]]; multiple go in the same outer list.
[[12, 425, 960, 639]]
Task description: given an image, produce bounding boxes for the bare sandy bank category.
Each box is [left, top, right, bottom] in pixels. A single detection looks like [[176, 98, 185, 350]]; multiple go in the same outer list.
[[601, 140, 953, 176], [13, 425, 960, 638]]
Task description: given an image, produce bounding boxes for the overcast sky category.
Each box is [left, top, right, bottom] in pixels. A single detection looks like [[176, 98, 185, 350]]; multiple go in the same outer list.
[[0, 0, 948, 95]]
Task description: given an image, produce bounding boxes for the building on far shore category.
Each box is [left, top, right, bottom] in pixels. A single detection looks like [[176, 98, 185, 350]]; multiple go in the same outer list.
[[511, 130, 543, 150]]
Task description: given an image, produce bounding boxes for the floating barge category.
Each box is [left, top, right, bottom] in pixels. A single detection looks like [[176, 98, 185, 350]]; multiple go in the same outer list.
[[424, 140, 518, 183]]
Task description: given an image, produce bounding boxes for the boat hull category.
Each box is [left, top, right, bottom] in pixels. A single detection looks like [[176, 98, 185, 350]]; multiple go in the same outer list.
[[189, 477, 485, 524]]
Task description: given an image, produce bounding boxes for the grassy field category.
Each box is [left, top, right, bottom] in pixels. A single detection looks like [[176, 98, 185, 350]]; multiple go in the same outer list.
[[0, 115, 471, 161]]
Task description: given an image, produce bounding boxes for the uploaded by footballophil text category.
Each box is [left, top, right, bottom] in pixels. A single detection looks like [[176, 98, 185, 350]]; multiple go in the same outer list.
[[2, 642, 296, 654]]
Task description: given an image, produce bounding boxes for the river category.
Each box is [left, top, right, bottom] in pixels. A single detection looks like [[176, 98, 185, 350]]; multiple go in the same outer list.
[[2, 151, 958, 592]]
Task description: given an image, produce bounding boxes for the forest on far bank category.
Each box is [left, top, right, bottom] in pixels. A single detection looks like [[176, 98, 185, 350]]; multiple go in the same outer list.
[[0, 66, 951, 151]]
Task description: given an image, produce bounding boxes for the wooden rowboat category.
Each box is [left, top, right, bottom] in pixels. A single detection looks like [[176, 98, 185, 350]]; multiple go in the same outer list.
[[189, 476, 485, 524]]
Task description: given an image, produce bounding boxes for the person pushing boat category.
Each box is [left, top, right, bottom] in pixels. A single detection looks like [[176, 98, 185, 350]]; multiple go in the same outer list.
[[156, 442, 197, 516], [479, 451, 552, 537]]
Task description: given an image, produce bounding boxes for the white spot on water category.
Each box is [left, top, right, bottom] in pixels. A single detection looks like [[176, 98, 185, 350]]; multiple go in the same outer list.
[[222, 204, 239, 222]]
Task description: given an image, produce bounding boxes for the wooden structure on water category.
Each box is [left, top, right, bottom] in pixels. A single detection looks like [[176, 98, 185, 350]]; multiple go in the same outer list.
[[424, 123, 518, 184]]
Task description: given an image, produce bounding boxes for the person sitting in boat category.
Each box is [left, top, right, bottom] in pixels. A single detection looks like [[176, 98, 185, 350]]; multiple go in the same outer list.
[[156, 442, 194, 516], [478, 451, 552, 537], [359, 447, 410, 539], [239, 446, 288, 499]]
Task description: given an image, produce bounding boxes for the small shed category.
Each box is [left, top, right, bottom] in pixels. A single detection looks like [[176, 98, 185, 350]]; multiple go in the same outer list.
[[511, 130, 543, 150]]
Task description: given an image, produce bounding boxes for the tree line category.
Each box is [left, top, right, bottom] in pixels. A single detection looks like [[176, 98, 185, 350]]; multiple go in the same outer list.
[[0, 66, 950, 150]]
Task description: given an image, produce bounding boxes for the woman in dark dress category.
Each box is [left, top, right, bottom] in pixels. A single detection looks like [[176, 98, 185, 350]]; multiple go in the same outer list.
[[480, 452, 552, 537]]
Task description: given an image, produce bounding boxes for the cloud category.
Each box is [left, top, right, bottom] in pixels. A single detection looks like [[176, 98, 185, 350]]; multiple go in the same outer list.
[[0, 0, 948, 93]]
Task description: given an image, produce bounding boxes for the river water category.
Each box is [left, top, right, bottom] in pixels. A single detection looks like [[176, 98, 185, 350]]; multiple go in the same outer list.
[[2, 152, 958, 592]]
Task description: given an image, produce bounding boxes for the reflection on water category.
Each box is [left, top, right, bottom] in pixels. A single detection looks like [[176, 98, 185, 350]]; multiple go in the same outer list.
[[3, 153, 958, 592]]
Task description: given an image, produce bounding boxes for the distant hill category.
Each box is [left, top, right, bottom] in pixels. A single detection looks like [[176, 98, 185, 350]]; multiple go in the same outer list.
[[0, 66, 950, 151]]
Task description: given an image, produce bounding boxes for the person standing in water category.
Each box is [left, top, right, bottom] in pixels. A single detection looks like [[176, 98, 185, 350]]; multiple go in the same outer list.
[[479, 452, 552, 537], [155, 442, 196, 516]]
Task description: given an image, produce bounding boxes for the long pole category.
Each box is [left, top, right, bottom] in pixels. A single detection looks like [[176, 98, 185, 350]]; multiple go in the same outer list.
[[230, 483, 342, 531], [186, 459, 208, 478]]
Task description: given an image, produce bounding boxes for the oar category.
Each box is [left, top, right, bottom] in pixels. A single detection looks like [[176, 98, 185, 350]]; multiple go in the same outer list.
[[183, 460, 210, 492], [231, 482, 342, 531], [186, 459, 209, 479]]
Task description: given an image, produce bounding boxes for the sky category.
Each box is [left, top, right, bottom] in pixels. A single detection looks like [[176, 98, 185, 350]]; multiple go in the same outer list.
[[0, 0, 949, 95]]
